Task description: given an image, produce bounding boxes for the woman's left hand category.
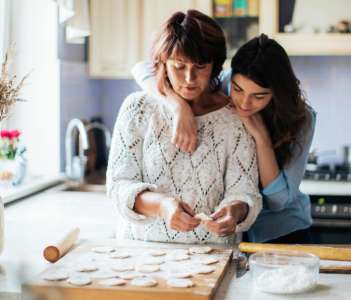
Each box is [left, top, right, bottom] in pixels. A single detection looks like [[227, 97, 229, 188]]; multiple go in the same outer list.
[[239, 113, 270, 143], [206, 202, 248, 236]]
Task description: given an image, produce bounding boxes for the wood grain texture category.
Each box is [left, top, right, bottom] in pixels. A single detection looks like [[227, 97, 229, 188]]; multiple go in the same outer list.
[[25, 242, 233, 300], [239, 242, 351, 261]]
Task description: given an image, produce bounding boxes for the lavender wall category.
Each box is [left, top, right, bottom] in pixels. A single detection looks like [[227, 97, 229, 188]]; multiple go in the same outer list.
[[291, 56, 351, 153], [99, 56, 351, 157], [60, 61, 102, 170], [100, 80, 140, 131]]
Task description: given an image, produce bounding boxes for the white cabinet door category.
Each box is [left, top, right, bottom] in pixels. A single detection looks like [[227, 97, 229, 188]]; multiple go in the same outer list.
[[89, 0, 142, 78], [141, 0, 212, 59], [89, 0, 212, 78]]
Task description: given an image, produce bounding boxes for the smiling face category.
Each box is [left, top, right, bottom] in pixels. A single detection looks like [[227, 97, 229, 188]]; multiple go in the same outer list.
[[165, 55, 213, 102], [230, 74, 273, 117]]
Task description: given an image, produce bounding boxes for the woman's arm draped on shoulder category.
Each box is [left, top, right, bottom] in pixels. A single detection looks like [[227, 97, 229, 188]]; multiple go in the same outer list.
[[220, 122, 262, 232], [261, 111, 317, 211], [132, 61, 169, 106], [219, 69, 232, 96], [131, 61, 197, 153], [106, 93, 158, 224]]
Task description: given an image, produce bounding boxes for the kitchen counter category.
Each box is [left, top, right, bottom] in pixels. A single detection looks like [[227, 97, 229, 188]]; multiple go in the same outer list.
[[300, 179, 351, 196], [1, 184, 351, 300]]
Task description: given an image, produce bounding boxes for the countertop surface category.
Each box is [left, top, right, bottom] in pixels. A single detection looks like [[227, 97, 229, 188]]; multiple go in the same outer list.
[[1, 184, 351, 300], [300, 179, 351, 196]]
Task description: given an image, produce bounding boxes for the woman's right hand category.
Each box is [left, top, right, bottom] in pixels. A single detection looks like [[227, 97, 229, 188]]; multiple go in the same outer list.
[[159, 197, 200, 232], [164, 87, 198, 153], [172, 103, 198, 153]]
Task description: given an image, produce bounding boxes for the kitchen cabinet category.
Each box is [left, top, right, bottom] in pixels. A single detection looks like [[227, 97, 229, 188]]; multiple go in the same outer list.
[[89, 0, 212, 78], [260, 0, 351, 55], [89, 0, 142, 78]]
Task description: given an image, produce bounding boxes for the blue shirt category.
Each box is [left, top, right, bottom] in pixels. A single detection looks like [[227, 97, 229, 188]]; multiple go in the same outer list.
[[220, 69, 316, 242], [132, 63, 316, 242]]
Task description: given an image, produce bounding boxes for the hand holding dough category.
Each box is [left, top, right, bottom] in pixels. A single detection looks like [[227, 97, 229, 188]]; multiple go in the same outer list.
[[195, 213, 213, 224]]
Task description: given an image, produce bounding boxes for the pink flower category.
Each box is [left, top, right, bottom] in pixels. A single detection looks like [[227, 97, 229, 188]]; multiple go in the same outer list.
[[0, 130, 10, 138], [9, 130, 21, 139]]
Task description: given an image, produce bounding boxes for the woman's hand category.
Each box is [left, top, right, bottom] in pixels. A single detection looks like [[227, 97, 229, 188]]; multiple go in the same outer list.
[[164, 87, 198, 153], [172, 102, 197, 153], [206, 201, 248, 236], [232, 107, 271, 146], [159, 197, 200, 232]]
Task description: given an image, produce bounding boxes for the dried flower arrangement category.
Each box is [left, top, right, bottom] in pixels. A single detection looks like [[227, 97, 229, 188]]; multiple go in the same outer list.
[[0, 46, 28, 122]]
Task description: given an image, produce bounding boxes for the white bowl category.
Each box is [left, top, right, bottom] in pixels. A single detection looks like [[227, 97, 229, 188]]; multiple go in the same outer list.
[[249, 250, 320, 294]]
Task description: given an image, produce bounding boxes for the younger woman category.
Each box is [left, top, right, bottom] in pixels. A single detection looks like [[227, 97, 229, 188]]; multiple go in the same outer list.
[[132, 34, 315, 243]]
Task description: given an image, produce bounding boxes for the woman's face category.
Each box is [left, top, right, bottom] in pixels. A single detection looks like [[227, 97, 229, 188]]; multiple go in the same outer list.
[[165, 55, 213, 102], [230, 74, 273, 117]]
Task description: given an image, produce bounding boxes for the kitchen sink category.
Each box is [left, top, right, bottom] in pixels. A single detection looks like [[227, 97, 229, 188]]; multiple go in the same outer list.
[[62, 182, 106, 193]]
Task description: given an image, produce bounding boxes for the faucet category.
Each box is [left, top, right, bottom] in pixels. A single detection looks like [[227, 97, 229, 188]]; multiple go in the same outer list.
[[65, 118, 89, 182], [85, 122, 112, 149]]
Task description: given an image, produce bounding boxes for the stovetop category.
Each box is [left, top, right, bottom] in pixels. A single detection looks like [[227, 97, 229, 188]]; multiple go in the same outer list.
[[304, 164, 351, 182]]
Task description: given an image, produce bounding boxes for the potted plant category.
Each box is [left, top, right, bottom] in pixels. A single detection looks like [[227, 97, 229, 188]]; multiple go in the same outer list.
[[0, 46, 28, 254]]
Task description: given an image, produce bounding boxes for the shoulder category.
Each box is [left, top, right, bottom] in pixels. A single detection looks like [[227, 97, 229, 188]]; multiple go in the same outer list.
[[118, 92, 158, 122], [217, 104, 246, 130], [209, 104, 249, 140], [219, 69, 232, 82], [119, 91, 156, 115], [302, 105, 317, 143], [116, 92, 158, 132]]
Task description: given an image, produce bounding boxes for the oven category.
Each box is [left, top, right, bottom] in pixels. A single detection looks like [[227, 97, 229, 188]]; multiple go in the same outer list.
[[309, 194, 351, 244], [302, 149, 351, 244]]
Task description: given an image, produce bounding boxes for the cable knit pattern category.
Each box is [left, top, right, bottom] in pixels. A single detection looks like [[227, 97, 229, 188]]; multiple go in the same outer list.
[[107, 92, 262, 244]]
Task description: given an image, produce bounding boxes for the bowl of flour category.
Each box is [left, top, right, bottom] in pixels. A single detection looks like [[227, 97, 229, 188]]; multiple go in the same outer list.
[[249, 251, 319, 294]]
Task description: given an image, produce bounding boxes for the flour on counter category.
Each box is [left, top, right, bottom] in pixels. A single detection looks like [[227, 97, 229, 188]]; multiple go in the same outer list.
[[254, 265, 318, 294]]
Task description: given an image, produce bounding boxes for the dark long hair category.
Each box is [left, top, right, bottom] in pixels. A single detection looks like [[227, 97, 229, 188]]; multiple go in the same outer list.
[[231, 34, 311, 167], [151, 10, 226, 94]]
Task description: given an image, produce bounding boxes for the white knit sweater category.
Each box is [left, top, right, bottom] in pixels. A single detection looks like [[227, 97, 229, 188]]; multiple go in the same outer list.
[[107, 92, 262, 245]]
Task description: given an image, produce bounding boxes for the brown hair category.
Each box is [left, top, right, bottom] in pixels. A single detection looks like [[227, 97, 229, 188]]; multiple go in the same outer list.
[[231, 34, 312, 167], [151, 10, 226, 95]]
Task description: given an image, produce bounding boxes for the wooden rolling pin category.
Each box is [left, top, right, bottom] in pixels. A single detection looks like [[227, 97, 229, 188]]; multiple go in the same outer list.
[[239, 242, 351, 261], [43, 227, 80, 263]]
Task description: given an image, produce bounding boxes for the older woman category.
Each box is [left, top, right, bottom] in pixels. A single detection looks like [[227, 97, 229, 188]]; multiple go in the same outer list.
[[106, 10, 262, 244]]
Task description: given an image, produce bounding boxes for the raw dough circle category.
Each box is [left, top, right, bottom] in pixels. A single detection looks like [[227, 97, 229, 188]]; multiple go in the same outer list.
[[149, 249, 166, 256], [90, 271, 119, 279], [170, 271, 193, 279], [92, 246, 116, 253], [131, 277, 157, 287], [111, 263, 134, 272], [189, 246, 212, 254], [109, 252, 130, 259], [118, 271, 143, 280], [74, 264, 98, 272], [136, 264, 160, 273], [167, 278, 193, 288], [42, 269, 69, 281], [67, 275, 92, 286], [172, 249, 189, 255], [200, 257, 219, 265], [196, 265, 216, 274], [166, 254, 190, 262], [98, 278, 127, 286], [143, 257, 165, 265]]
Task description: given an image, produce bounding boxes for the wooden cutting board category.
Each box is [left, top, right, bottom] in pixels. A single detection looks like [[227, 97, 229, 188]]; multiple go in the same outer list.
[[23, 241, 233, 300]]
